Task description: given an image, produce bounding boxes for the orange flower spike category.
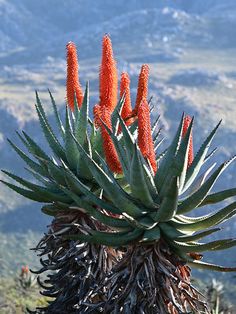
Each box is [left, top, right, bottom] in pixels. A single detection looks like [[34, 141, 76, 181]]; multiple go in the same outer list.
[[101, 108, 122, 174], [133, 64, 149, 115], [66, 42, 83, 110], [138, 98, 157, 174], [21, 265, 29, 276], [120, 72, 132, 121], [182, 115, 194, 167], [93, 104, 102, 128], [99, 35, 118, 113]]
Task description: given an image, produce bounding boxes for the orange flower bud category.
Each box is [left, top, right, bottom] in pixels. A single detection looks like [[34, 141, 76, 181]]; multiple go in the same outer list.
[[138, 98, 157, 174], [133, 64, 149, 116], [182, 115, 194, 167], [21, 265, 29, 275], [66, 42, 83, 110], [93, 103, 102, 129], [120, 72, 133, 122], [99, 35, 118, 113]]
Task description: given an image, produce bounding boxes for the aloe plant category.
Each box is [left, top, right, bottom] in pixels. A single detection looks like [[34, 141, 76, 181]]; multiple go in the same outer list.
[[2, 35, 236, 313]]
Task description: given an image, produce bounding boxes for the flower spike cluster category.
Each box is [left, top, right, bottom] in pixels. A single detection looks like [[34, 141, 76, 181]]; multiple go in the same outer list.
[[138, 98, 157, 173], [182, 115, 194, 167], [66, 42, 83, 110], [95, 38, 153, 173], [65, 36, 171, 176]]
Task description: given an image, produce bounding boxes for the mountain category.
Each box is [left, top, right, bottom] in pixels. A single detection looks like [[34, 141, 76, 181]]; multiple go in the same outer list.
[[0, 0, 236, 286]]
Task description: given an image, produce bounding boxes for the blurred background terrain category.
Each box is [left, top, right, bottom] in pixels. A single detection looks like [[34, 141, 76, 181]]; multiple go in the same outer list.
[[0, 0, 236, 311]]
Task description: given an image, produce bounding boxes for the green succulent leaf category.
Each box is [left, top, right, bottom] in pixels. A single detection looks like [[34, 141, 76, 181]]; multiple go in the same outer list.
[[111, 95, 125, 134], [142, 225, 161, 242], [74, 82, 89, 145], [76, 133, 93, 180], [1, 180, 52, 202], [175, 214, 209, 223], [151, 115, 160, 135], [178, 155, 236, 214], [174, 228, 221, 242], [47, 160, 67, 185], [175, 117, 194, 192], [171, 202, 236, 231], [66, 228, 143, 246], [183, 120, 222, 193], [90, 127, 104, 160], [129, 118, 138, 135], [151, 176, 179, 222], [35, 91, 53, 132], [62, 165, 121, 215], [130, 145, 154, 206], [199, 188, 236, 207], [170, 238, 236, 253], [160, 118, 194, 198], [154, 113, 185, 190], [20, 131, 51, 162], [187, 260, 236, 272], [7, 139, 48, 177], [184, 163, 216, 197], [142, 162, 158, 198], [159, 222, 191, 239], [138, 216, 158, 229], [155, 148, 167, 163], [62, 186, 130, 229], [117, 114, 136, 159], [154, 138, 164, 153], [204, 147, 218, 163], [209, 239, 236, 251], [48, 89, 65, 138], [2, 170, 70, 203], [35, 102, 66, 161], [41, 204, 60, 216], [64, 106, 80, 170], [25, 167, 54, 189]]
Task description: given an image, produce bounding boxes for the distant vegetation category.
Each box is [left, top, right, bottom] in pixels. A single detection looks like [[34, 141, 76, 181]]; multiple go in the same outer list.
[[0, 271, 235, 313], [0, 270, 49, 314]]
